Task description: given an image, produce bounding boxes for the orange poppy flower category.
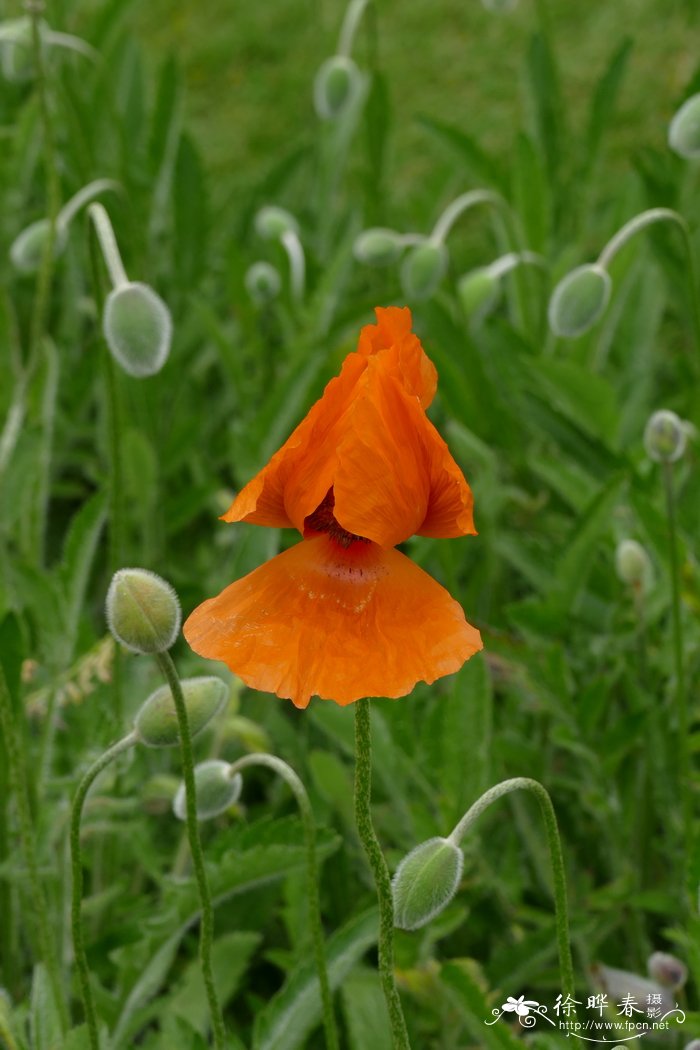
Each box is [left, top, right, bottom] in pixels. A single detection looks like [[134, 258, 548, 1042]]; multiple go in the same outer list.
[[184, 306, 482, 708]]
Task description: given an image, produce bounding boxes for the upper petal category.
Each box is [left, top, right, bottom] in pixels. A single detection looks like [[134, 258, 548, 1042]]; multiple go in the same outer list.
[[183, 535, 482, 709], [358, 306, 437, 409]]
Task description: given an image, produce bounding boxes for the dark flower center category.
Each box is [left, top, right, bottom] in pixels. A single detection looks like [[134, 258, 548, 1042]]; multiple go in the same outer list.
[[304, 488, 369, 548]]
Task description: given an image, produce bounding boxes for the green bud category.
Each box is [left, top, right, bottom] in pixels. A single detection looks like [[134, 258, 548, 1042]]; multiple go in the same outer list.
[[245, 261, 281, 305], [457, 266, 500, 320], [354, 228, 405, 268], [669, 94, 700, 159], [313, 55, 359, 120], [647, 951, 687, 989], [173, 759, 243, 821], [392, 836, 464, 931], [103, 282, 172, 378], [135, 676, 228, 748], [683, 1041, 700, 1050], [481, 0, 518, 9], [400, 241, 449, 301], [106, 568, 181, 654], [255, 205, 299, 241], [1, 18, 36, 83], [615, 539, 652, 588], [644, 409, 687, 463], [10, 218, 67, 274], [548, 263, 611, 338]]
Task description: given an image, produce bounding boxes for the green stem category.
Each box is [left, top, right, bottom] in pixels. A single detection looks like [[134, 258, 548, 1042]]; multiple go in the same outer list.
[[155, 651, 226, 1048], [662, 462, 691, 877], [354, 699, 410, 1050], [448, 777, 575, 1002], [0, 662, 68, 1031], [227, 754, 339, 1050], [69, 732, 137, 1048]]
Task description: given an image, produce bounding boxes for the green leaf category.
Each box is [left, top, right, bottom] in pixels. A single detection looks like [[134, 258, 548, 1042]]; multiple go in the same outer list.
[[253, 908, 379, 1050], [29, 965, 62, 1050], [440, 959, 523, 1049], [526, 33, 565, 183], [170, 931, 261, 1035], [59, 491, 107, 654], [526, 358, 618, 447], [341, 969, 392, 1050], [417, 115, 507, 193], [583, 38, 633, 180]]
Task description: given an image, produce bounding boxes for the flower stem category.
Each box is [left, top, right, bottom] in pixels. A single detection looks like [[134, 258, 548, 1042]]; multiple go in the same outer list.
[[662, 461, 691, 879], [0, 661, 68, 1032], [70, 732, 137, 1048], [227, 753, 339, 1050], [155, 651, 226, 1048], [448, 777, 575, 1002], [354, 699, 411, 1049]]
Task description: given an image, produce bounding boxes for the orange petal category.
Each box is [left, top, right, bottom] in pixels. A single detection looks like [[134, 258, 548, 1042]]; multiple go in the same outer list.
[[358, 306, 437, 409], [183, 535, 482, 709], [332, 359, 475, 546]]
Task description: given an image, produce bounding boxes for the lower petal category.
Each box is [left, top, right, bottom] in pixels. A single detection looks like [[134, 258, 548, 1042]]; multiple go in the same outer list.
[[183, 535, 482, 709]]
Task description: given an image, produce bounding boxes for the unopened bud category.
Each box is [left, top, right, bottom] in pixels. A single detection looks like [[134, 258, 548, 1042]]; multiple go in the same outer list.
[[615, 539, 652, 588], [255, 205, 299, 241], [135, 676, 228, 748], [392, 836, 463, 930], [684, 1041, 700, 1050], [10, 218, 67, 274], [647, 951, 687, 989], [481, 0, 518, 10], [548, 263, 611, 338], [354, 228, 405, 268], [106, 568, 181, 654], [669, 94, 700, 159], [457, 267, 500, 320], [313, 55, 359, 120], [245, 261, 281, 304], [103, 282, 172, 378], [1, 18, 36, 83], [644, 409, 687, 463], [173, 759, 243, 821], [400, 241, 449, 301]]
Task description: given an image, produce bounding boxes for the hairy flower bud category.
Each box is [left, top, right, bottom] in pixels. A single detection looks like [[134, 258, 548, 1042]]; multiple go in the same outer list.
[[103, 282, 172, 378], [354, 228, 405, 268], [548, 264, 611, 338], [615, 539, 652, 588], [0, 17, 35, 83], [106, 568, 181, 654], [644, 409, 687, 463], [669, 94, 700, 159], [245, 261, 281, 305], [392, 837, 464, 930], [10, 218, 67, 274], [400, 242, 449, 301], [255, 205, 299, 241], [647, 951, 687, 989], [135, 676, 228, 748], [457, 267, 500, 320], [313, 55, 359, 120], [173, 759, 243, 821]]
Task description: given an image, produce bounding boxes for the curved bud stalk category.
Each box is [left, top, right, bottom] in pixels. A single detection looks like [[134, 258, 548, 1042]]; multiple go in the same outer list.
[[314, 55, 361, 120], [392, 778, 576, 1006], [0, 17, 97, 82], [255, 205, 306, 301], [11, 179, 119, 274], [458, 250, 545, 322], [89, 203, 172, 376], [245, 260, 282, 305], [337, 0, 373, 59], [548, 209, 700, 359], [353, 228, 420, 267]]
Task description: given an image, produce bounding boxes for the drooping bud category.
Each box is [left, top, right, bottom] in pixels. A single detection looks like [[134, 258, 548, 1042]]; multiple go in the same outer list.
[[547, 264, 612, 338], [313, 55, 359, 120], [615, 539, 652, 589], [457, 267, 500, 320], [400, 241, 449, 301], [647, 951, 687, 990], [173, 759, 243, 821], [0, 17, 36, 83], [669, 94, 700, 159], [103, 282, 172, 378], [644, 409, 687, 463], [353, 228, 405, 268], [590, 962, 674, 1017], [10, 218, 67, 274], [683, 1041, 700, 1050], [106, 568, 181, 654], [392, 837, 464, 930], [134, 676, 228, 748], [245, 261, 281, 305], [254, 205, 299, 241]]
